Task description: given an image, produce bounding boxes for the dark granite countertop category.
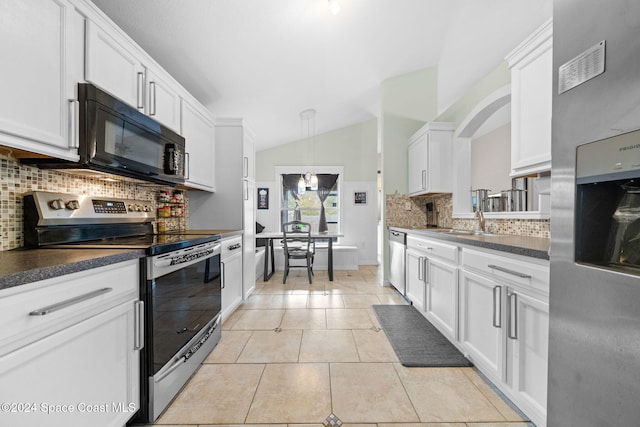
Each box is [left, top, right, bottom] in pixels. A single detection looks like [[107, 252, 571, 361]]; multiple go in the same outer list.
[[389, 226, 550, 260], [0, 248, 146, 291], [0, 229, 242, 292], [168, 229, 243, 239]]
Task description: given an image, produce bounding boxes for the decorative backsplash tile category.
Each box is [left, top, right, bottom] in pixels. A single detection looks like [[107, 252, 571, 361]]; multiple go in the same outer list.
[[0, 154, 187, 251], [386, 193, 550, 238]]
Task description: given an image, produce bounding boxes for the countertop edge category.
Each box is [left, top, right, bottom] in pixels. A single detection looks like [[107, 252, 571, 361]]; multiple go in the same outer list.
[[389, 226, 550, 260], [0, 249, 146, 291]]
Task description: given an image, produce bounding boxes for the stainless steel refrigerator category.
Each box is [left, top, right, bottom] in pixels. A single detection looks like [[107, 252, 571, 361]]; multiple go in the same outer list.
[[549, 1, 640, 426]]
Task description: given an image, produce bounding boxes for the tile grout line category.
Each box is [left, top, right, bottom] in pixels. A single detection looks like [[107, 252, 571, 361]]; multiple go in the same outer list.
[[241, 362, 267, 425]]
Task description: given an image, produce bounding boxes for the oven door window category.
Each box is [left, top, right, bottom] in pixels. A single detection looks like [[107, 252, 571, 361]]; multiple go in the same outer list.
[[150, 254, 221, 374]]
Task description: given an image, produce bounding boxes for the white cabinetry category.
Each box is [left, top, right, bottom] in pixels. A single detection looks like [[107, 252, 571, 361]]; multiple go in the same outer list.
[[407, 122, 455, 196], [459, 268, 506, 380], [405, 247, 426, 312], [85, 18, 182, 133], [181, 99, 215, 191], [0, 260, 142, 427], [461, 247, 549, 427], [146, 69, 182, 132], [0, 0, 82, 160], [85, 19, 145, 111], [406, 235, 459, 341], [189, 119, 256, 299], [506, 18, 553, 177], [221, 235, 244, 320]]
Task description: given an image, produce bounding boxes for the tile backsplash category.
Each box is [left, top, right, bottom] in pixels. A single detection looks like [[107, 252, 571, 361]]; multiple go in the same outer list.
[[1, 154, 187, 251], [386, 193, 549, 238]]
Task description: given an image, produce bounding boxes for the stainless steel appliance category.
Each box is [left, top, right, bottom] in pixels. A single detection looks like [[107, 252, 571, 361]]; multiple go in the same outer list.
[[23, 191, 222, 424], [472, 188, 491, 212], [388, 229, 406, 295], [550, 3, 640, 425], [575, 134, 640, 273], [22, 83, 186, 186]]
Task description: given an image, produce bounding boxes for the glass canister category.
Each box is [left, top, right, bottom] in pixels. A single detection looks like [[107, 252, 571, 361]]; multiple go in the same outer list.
[[158, 205, 171, 218]]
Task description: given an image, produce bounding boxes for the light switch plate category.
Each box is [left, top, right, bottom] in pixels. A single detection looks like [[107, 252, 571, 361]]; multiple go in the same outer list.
[[404, 201, 412, 210]]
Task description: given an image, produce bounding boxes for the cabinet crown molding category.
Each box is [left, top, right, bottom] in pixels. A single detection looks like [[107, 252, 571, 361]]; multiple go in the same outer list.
[[505, 17, 553, 66]]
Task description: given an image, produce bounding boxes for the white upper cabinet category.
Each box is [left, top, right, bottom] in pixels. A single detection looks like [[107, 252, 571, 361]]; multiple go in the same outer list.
[[181, 99, 215, 191], [408, 122, 455, 196], [85, 19, 182, 132], [146, 69, 181, 132], [506, 19, 553, 177], [0, 0, 82, 160], [85, 19, 145, 111]]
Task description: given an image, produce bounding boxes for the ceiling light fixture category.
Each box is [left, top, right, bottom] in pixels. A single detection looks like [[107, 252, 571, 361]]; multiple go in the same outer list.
[[297, 109, 318, 194], [328, 0, 341, 15]]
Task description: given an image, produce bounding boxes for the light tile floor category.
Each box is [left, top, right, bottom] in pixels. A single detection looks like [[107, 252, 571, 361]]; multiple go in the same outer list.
[[154, 266, 535, 427]]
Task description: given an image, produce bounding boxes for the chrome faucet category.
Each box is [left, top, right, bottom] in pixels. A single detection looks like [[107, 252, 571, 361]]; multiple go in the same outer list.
[[475, 210, 486, 233]]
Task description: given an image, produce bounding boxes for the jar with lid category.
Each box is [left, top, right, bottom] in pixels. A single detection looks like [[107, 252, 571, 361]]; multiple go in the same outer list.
[[172, 189, 184, 204], [159, 190, 171, 203], [158, 205, 171, 218]]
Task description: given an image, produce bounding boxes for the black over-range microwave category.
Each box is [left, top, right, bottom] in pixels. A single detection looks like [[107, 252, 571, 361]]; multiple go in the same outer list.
[[23, 83, 185, 185]]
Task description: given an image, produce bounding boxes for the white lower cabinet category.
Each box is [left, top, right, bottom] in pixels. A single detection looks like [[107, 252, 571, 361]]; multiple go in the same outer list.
[[425, 257, 458, 341], [461, 247, 549, 427], [459, 269, 506, 380], [405, 247, 426, 312], [404, 232, 549, 427], [221, 236, 244, 320], [406, 235, 459, 341], [505, 286, 549, 426], [0, 260, 142, 427]]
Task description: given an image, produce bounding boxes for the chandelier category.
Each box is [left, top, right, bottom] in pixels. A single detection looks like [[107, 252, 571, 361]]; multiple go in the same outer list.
[[297, 109, 318, 194]]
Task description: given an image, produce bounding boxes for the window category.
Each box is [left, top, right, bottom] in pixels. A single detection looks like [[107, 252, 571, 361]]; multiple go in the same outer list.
[[281, 173, 340, 233]]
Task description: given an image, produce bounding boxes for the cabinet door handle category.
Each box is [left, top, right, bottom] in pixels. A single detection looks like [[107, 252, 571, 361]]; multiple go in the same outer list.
[[508, 292, 518, 340], [424, 258, 430, 285], [221, 261, 226, 289], [134, 300, 145, 350], [149, 81, 157, 116], [417, 256, 424, 281], [422, 170, 426, 189], [137, 72, 145, 109], [488, 264, 532, 279], [185, 152, 191, 180], [492, 285, 502, 328], [68, 99, 79, 149], [243, 179, 249, 201], [243, 157, 249, 178], [29, 287, 113, 316]]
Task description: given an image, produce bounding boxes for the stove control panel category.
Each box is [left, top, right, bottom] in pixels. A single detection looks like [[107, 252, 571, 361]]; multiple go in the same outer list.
[[93, 200, 127, 214], [27, 191, 155, 225]]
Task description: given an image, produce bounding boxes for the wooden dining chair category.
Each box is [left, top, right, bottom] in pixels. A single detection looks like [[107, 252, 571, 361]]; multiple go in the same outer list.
[[282, 221, 314, 284]]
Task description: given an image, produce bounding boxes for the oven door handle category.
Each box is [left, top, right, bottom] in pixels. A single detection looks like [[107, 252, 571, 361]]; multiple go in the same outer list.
[[154, 355, 186, 383]]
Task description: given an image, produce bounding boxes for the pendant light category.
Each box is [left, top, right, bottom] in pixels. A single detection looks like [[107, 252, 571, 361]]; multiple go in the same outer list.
[[328, 0, 341, 15], [299, 109, 318, 192]]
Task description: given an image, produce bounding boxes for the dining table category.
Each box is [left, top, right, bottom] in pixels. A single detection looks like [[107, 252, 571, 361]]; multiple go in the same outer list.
[[257, 231, 344, 282]]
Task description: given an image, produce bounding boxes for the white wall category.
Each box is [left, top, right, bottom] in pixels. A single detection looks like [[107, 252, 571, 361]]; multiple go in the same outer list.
[[471, 123, 511, 194], [255, 178, 378, 266]]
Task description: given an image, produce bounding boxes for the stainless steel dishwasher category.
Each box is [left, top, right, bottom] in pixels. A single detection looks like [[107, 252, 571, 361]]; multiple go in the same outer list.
[[388, 229, 406, 295]]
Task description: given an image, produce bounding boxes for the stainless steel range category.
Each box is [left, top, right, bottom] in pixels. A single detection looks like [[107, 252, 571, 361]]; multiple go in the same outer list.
[[23, 191, 222, 423]]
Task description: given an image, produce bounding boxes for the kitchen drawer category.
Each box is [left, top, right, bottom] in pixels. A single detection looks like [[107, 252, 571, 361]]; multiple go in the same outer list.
[[407, 235, 458, 263], [462, 248, 549, 294], [222, 235, 243, 258], [0, 259, 139, 356]]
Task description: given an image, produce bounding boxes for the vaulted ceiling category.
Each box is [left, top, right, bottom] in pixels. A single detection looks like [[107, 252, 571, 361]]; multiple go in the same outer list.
[[90, 0, 552, 150]]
